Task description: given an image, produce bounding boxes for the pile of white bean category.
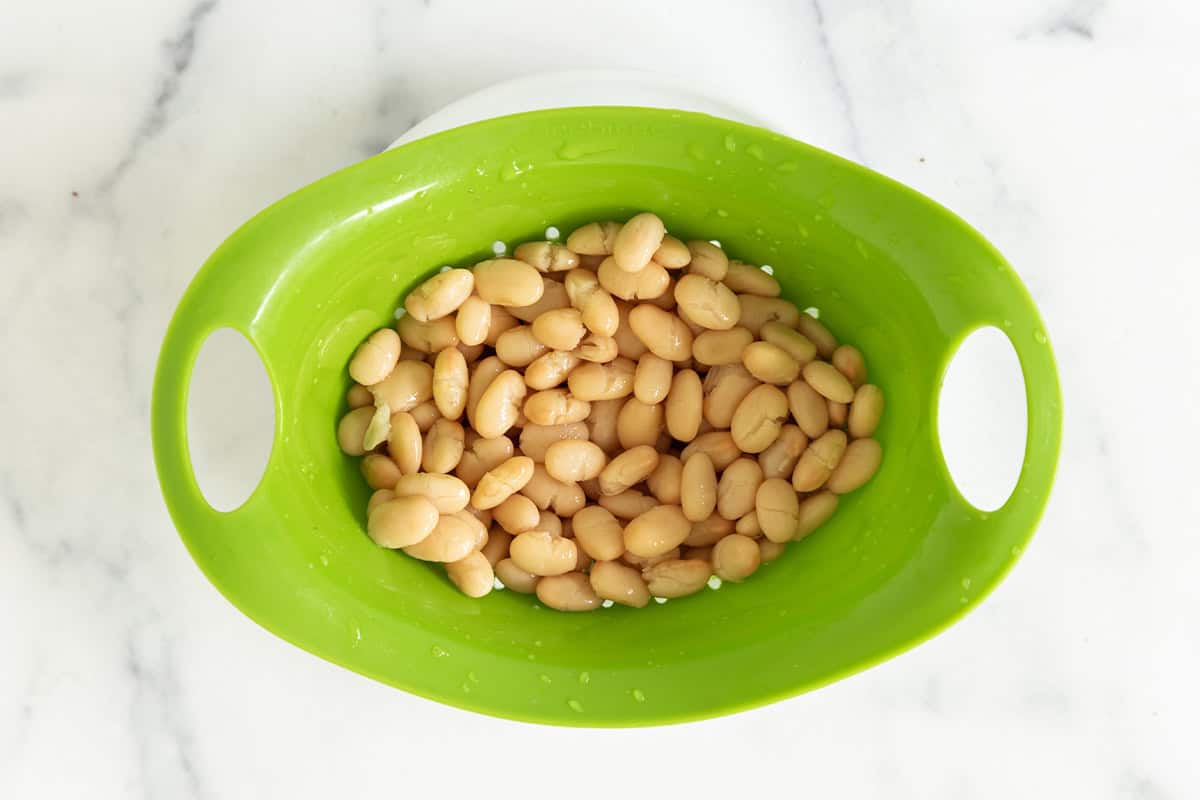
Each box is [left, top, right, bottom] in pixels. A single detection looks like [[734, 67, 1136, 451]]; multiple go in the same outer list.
[[336, 213, 884, 611]]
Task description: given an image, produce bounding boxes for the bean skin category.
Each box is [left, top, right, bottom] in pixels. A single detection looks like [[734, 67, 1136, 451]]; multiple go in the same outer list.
[[643, 559, 711, 598], [349, 329, 402, 386], [792, 430, 848, 492], [510, 530, 578, 576], [572, 505, 626, 561], [537, 572, 600, 611], [624, 505, 691, 557], [803, 360, 855, 403], [616, 397, 664, 449], [795, 491, 838, 539], [797, 313, 837, 358], [848, 384, 884, 438], [755, 478, 801, 543], [826, 438, 882, 494], [712, 534, 761, 581], [455, 296, 492, 346], [473, 259, 545, 306], [717, 458, 763, 521], [446, 551, 494, 598], [633, 353, 673, 404], [787, 379, 829, 439], [495, 558, 539, 593], [405, 269, 474, 321], [680, 453, 717, 522], [514, 241, 580, 272], [566, 221, 621, 255], [665, 369, 703, 441], [590, 560, 650, 608], [628, 304, 693, 361], [653, 235, 691, 268], [685, 240, 728, 280], [646, 454, 683, 504], [367, 496, 440, 548], [613, 213, 666, 273], [723, 260, 780, 297], [730, 384, 789, 454]]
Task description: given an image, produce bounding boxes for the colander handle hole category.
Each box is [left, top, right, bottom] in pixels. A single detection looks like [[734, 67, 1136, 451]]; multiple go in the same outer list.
[[937, 326, 1028, 511], [186, 328, 276, 511]]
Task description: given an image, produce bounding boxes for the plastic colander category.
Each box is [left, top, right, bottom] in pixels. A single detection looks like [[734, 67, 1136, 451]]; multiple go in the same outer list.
[[151, 107, 1062, 727]]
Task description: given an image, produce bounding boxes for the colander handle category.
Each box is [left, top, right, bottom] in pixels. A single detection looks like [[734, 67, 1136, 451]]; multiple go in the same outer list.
[[151, 289, 279, 533], [938, 318, 1063, 519]]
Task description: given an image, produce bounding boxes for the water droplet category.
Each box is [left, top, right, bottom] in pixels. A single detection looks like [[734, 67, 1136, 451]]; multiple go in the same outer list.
[[438, 265, 451, 273], [534, 640, 543, 647], [557, 141, 617, 160], [804, 306, 820, 319], [817, 191, 836, 209], [601, 599, 614, 608], [706, 576, 723, 590], [394, 307, 407, 319], [430, 645, 448, 658], [723, 135, 737, 152], [545, 225, 560, 240], [1010, 545, 1023, 557], [754, 227, 765, 237], [709, 239, 722, 248], [319, 554, 329, 566], [746, 144, 765, 161], [632, 689, 646, 702], [654, 597, 668, 604], [492, 240, 507, 256], [1034, 329, 1048, 344], [461, 682, 471, 693], [959, 596, 969, 604], [760, 264, 774, 275], [776, 161, 799, 173], [961, 577, 973, 590], [855, 239, 869, 259], [500, 160, 526, 181], [686, 143, 706, 161], [526, 654, 536, 660], [493, 577, 505, 590], [715, 209, 729, 218], [467, 671, 479, 683], [540, 674, 552, 684], [578, 671, 591, 684], [1003, 319, 1013, 328], [567, 699, 584, 713]]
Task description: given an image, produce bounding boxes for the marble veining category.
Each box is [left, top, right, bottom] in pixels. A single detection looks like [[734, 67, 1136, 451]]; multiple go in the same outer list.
[[100, 0, 221, 194], [1, 0, 1197, 797], [807, 0, 864, 160]]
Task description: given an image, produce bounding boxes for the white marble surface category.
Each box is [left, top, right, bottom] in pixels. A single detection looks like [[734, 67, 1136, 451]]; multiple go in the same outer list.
[[2, 0, 1199, 797]]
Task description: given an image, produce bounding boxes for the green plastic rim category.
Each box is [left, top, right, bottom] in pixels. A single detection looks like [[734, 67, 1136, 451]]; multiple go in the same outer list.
[[152, 107, 1061, 727]]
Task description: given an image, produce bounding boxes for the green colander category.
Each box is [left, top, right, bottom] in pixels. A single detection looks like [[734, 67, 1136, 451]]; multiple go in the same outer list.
[[151, 107, 1061, 726]]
